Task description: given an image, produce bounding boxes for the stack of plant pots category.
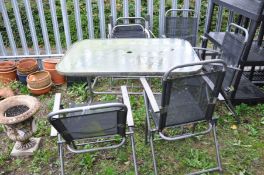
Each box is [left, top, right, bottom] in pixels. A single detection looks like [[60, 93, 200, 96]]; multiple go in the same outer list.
[[42, 59, 65, 85], [17, 58, 39, 85], [27, 71, 52, 95], [0, 60, 17, 84]]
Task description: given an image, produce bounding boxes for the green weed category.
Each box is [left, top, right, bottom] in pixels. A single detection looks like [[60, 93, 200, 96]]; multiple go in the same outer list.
[[67, 82, 88, 102], [182, 149, 214, 169]]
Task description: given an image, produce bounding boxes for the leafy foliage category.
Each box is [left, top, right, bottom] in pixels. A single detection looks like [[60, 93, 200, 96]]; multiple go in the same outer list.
[[0, 0, 229, 48]]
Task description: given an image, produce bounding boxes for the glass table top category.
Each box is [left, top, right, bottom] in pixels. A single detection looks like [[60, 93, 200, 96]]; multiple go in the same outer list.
[[57, 38, 201, 76]]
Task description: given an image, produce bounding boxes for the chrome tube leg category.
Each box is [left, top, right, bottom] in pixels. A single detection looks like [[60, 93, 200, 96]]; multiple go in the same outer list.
[[143, 92, 150, 144], [109, 77, 113, 90], [58, 135, 65, 175], [87, 77, 94, 103], [224, 99, 240, 123], [212, 122, 223, 174], [129, 127, 138, 175], [145, 117, 149, 144], [149, 132, 158, 175]]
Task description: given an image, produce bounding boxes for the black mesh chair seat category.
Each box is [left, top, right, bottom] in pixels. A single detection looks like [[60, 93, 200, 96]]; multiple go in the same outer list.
[[164, 9, 198, 46], [50, 103, 127, 144], [109, 16, 150, 39], [64, 102, 124, 140], [221, 32, 246, 67], [153, 92, 205, 128], [165, 17, 197, 45], [112, 25, 146, 38]]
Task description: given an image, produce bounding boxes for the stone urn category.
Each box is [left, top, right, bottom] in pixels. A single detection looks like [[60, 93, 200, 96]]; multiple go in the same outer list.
[[0, 95, 40, 156]]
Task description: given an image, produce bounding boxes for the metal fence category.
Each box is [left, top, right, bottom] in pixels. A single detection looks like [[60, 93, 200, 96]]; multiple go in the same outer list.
[[0, 0, 234, 59]]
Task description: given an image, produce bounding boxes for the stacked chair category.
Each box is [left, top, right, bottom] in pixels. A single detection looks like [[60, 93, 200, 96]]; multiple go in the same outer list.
[[195, 23, 249, 121]]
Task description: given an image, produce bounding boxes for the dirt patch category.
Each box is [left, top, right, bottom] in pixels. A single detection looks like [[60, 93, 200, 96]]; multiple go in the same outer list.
[[5, 105, 29, 117]]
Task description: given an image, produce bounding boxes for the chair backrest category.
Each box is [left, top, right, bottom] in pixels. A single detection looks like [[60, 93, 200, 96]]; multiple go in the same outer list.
[[111, 24, 147, 38], [164, 9, 198, 46], [48, 103, 127, 144], [158, 60, 226, 130], [220, 23, 248, 91], [109, 16, 150, 38]]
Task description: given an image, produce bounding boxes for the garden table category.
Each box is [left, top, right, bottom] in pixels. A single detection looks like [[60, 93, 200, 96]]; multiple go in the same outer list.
[[57, 38, 201, 76], [57, 38, 201, 97]]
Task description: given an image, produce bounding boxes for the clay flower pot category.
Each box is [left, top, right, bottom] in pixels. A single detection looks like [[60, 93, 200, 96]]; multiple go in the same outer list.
[[27, 71, 52, 89], [42, 58, 60, 69], [27, 82, 52, 95], [0, 61, 16, 72], [0, 69, 17, 84], [17, 58, 38, 75], [45, 68, 65, 85]]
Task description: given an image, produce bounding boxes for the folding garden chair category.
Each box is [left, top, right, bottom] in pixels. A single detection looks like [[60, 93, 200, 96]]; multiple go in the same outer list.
[[108, 16, 151, 38], [195, 23, 248, 120], [164, 9, 199, 46], [141, 60, 226, 175], [48, 86, 138, 175]]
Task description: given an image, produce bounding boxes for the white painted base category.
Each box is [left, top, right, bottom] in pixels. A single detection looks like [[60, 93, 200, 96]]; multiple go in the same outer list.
[[10, 138, 41, 156], [50, 126, 58, 137]]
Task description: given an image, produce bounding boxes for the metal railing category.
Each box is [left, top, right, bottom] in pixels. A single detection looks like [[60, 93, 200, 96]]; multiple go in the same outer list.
[[0, 0, 236, 60]]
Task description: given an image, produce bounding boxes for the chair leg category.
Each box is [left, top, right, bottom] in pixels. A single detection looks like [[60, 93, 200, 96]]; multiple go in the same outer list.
[[145, 117, 150, 144], [212, 122, 223, 174], [58, 142, 65, 175], [87, 77, 94, 103], [224, 99, 240, 123], [188, 122, 223, 175], [143, 93, 151, 144], [129, 127, 138, 175], [149, 132, 158, 175]]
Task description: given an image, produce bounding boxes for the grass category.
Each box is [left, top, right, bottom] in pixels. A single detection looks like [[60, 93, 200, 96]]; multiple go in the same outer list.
[[0, 81, 264, 174]]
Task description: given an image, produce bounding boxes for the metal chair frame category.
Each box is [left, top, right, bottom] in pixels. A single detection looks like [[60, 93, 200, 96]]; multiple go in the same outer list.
[[140, 60, 226, 175], [196, 23, 248, 121], [48, 86, 138, 175]]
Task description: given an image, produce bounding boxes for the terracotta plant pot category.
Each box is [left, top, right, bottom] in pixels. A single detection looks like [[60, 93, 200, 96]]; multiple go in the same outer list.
[[0, 69, 17, 84], [45, 68, 65, 85], [17, 65, 39, 75], [17, 58, 38, 75], [0, 61, 16, 72], [27, 82, 52, 95], [27, 71, 52, 89], [42, 59, 60, 69]]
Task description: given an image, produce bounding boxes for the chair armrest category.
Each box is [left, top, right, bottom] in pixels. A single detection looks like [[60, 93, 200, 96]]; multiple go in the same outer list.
[[193, 47, 221, 60], [193, 47, 221, 55], [140, 78, 160, 113], [121, 86, 134, 127], [227, 65, 241, 71], [50, 93, 61, 136]]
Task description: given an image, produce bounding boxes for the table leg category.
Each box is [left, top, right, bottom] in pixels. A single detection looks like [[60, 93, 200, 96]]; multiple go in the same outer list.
[[87, 76, 94, 103]]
